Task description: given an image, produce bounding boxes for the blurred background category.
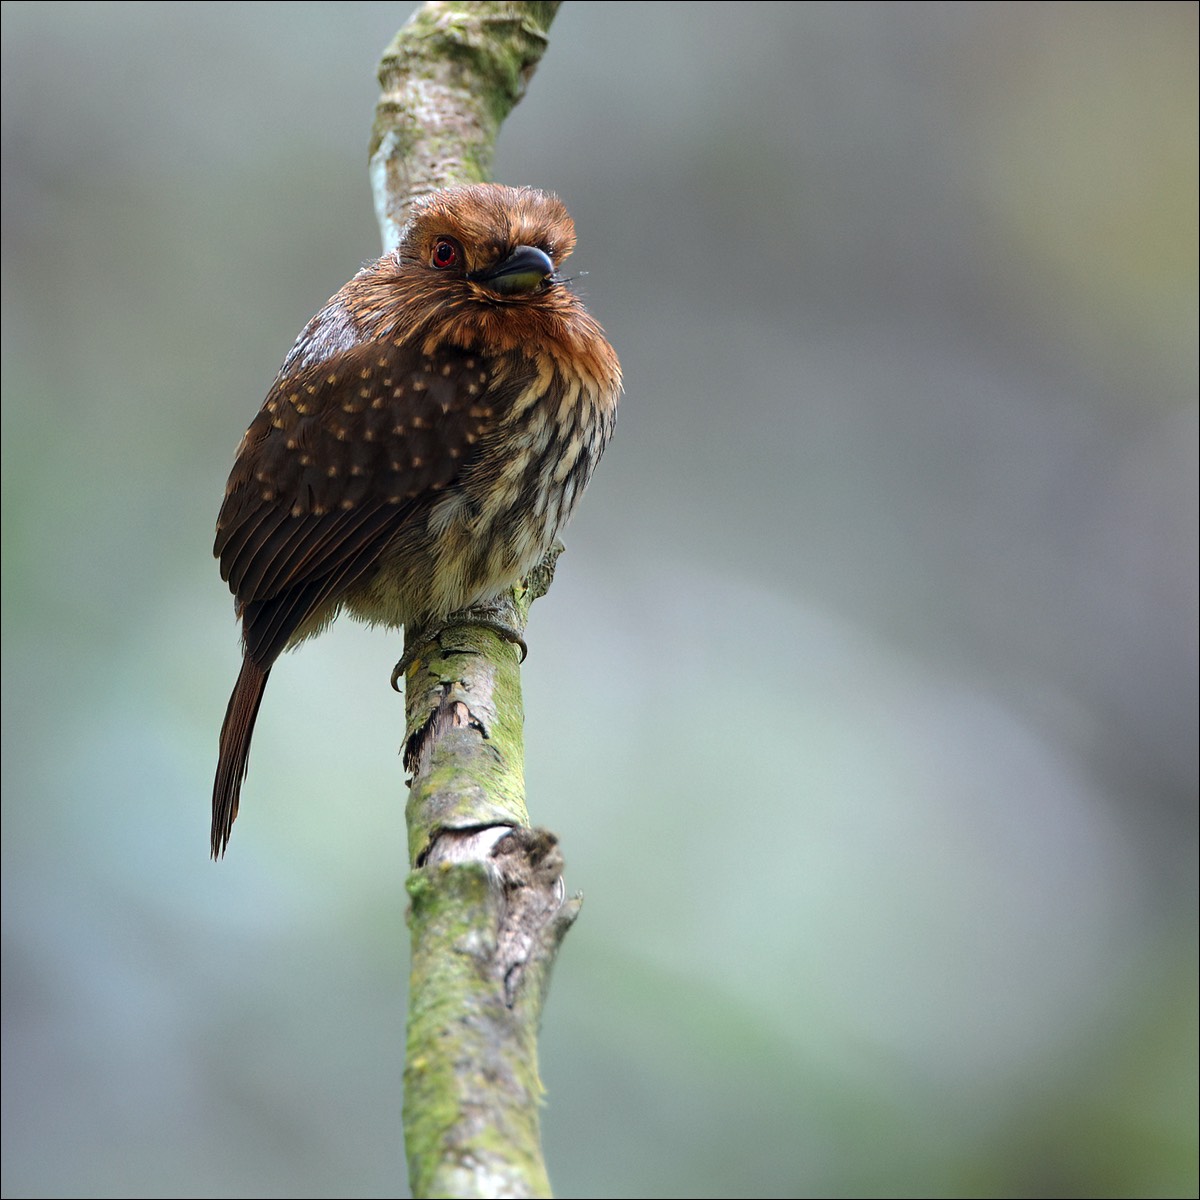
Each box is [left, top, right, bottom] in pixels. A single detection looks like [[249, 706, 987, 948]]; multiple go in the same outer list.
[[2, 2, 1196, 1197]]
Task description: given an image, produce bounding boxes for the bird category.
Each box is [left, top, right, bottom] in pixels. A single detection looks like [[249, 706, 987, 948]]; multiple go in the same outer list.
[[211, 183, 621, 857]]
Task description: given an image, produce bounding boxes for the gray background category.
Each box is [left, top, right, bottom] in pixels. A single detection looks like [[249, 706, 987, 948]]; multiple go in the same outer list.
[[3, 3, 1196, 1197]]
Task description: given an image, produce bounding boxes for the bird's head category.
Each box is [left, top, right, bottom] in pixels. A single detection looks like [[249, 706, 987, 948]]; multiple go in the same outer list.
[[399, 183, 577, 299], [283, 183, 605, 374], [362, 183, 595, 356]]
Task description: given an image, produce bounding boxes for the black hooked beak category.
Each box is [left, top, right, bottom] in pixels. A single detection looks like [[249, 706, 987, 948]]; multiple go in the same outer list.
[[473, 245, 555, 295]]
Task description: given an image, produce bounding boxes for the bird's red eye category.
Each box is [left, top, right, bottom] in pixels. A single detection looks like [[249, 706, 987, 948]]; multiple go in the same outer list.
[[431, 238, 459, 269]]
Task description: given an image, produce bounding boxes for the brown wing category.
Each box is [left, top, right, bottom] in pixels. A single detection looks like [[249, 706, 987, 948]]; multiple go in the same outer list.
[[215, 340, 505, 666]]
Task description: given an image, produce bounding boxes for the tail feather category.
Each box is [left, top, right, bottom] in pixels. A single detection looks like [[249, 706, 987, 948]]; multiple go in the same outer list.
[[212, 657, 271, 858]]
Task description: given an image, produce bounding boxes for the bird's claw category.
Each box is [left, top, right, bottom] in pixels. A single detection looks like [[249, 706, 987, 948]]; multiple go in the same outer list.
[[390, 654, 412, 691], [391, 613, 528, 690]]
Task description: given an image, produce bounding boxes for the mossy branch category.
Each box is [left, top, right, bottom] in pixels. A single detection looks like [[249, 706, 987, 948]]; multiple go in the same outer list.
[[371, 1, 563, 251], [370, 5, 576, 1198]]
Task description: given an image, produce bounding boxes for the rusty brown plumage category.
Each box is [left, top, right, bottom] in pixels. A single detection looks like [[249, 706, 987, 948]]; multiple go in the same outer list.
[[212, 184, 620, 857]]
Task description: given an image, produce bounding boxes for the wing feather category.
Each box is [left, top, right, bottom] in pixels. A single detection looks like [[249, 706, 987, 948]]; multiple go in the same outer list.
[[215, 338, 506, 665]]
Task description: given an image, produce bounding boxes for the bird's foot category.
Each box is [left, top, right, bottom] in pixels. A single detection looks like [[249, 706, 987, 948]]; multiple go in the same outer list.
[[391, 606, 528, 690]]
